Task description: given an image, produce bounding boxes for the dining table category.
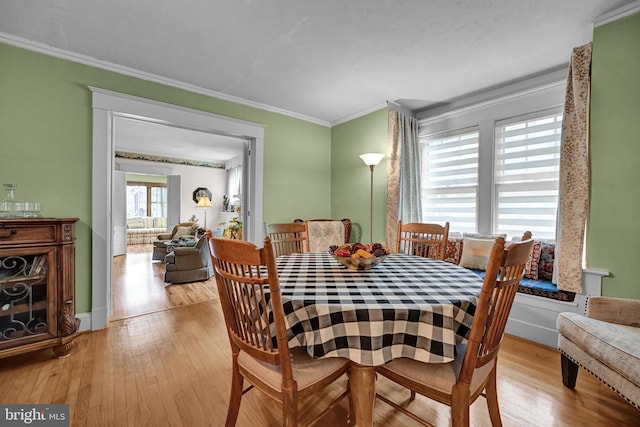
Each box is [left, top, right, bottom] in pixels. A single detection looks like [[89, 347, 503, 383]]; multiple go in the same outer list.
[[274, 251, 485, 426]]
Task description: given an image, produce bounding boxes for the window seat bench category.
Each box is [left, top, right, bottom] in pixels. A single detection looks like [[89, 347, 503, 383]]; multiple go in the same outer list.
[[442, 235, 608, 347], [466, 269, 576, 302], [463, 266, 608, 347]]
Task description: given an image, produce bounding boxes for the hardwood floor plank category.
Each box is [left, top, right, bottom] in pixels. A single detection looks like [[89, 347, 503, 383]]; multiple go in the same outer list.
[[111, 244, 217, 321]]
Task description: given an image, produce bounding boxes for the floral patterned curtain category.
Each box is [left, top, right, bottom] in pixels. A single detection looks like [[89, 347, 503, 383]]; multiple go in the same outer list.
[[553, 42, 592, 293], [385, 110, 421, 248]]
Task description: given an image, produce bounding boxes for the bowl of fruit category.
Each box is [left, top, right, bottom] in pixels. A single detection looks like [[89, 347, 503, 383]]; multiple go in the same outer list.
[[329, 242, 390, 270]]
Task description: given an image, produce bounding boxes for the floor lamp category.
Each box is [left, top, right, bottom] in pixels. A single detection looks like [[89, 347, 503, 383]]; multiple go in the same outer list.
[[359, 153, 385, 243], [196, 195, 213, 229]]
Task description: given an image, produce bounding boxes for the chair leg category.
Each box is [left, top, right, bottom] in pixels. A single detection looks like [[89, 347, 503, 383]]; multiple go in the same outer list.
[[450, 387, 470, 427], [561, 353, 579, 389], [282, 387, 298, 427], [485, 367, 503, 427], [347, 374, 356, 426], [410, 390, 416, 401], [225, 362, 244, 427]]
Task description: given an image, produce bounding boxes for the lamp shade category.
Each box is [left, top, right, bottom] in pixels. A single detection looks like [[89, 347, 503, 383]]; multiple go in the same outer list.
[[359, 153, 385, 166], [196, 195, 213, 207]]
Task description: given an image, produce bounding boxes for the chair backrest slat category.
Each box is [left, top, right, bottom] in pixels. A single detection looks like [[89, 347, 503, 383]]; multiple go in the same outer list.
[[396, 221, 450, 260], [459, 237, 534, 383], [208, 236, 293, 378], [268, 222, 307, 257]]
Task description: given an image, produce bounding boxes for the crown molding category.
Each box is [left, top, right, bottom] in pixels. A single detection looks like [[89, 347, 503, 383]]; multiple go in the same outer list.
[[594, 0, 640, 27], [0, 32, 331, 128], [417, 67, 567, 123], [331, 102, 388, 126]]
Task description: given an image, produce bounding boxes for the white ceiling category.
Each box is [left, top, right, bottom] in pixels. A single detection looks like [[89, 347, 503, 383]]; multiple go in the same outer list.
[[0, 0, 635, 156]]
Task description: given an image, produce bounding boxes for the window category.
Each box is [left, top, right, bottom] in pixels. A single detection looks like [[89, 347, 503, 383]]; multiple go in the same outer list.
[[417, 76, 565, 240], [494, 109, 562, 240], [420, 127, 479, 233], [126, 182, 167, 218]]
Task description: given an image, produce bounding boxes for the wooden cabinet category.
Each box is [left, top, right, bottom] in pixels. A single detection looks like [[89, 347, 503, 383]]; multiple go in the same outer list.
[[0, 218, 80, 359]]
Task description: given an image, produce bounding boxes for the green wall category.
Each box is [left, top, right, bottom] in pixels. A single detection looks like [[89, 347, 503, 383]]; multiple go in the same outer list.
[[0, 42, 332, 313], [589, 12, 640, 299], [331, 108, 388, 244]]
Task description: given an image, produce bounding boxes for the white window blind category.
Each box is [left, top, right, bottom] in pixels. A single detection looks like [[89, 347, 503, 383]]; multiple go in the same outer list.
[[494, 108, 562, 240], [420, 127, 479, 233]]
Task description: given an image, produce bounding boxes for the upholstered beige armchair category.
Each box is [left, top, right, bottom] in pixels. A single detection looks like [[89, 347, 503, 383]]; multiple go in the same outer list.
[[557, 296, 640, 410], [164, 237, 213, 284]]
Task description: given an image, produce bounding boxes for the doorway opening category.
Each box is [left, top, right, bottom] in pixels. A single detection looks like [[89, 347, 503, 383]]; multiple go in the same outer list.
[[91, 87, 264, 330]]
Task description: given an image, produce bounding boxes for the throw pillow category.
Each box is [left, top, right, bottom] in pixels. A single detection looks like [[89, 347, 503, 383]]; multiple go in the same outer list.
[[173, 226, 192, 239], [525, 240, 542, 280], [444, 239, 463, 265], [463, 232, 507, 240], [538, 241, 555, 281], [508, 236, 541, 280], [127, 217, 144, 229], [459, 237, 499, 271]]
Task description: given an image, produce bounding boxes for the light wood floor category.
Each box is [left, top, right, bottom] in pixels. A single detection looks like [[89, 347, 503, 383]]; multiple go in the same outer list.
[[0, 252, 638, 426], [111, 244, 217, 320]]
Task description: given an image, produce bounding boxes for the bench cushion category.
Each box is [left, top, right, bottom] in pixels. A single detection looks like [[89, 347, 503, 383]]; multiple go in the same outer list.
[[557, 312, 640, 387]]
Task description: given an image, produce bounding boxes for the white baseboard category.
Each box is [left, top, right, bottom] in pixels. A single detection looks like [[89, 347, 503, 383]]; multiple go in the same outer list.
[[76, 312, 92, 332], [505, 268, 608, 347]]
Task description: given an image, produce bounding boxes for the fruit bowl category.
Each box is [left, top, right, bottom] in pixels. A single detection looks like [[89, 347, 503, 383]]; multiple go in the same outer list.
[[329, 242, 390, 270], [332, 253, 387, 270]]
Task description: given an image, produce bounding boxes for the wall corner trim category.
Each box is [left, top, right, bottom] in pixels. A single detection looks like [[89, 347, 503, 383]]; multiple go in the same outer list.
[[594, 1, 640, 28]]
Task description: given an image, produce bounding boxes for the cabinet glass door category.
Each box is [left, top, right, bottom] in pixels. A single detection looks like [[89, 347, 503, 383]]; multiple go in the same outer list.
[[0, 248, 56, 348]]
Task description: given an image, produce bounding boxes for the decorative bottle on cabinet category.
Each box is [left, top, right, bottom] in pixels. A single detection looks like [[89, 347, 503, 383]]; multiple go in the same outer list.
[[0, 218, 80, 359]]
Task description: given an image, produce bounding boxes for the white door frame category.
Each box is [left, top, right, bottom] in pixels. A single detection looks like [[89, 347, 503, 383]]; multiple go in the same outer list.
[[90, 87, 264, 330]]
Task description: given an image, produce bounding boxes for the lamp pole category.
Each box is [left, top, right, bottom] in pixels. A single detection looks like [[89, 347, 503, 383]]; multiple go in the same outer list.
[[368, 164, 375, 243], [359, 153, 385, 243]]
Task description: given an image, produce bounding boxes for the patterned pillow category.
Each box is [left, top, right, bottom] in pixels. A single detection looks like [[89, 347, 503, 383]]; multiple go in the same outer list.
[[444, 239, 463, 265], [524, 240, 542, 280], [538, 241, 555, 281]]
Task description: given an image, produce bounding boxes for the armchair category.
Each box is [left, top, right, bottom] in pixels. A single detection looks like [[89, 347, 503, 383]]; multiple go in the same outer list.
[[164, 237, 213, 284], [151, 221, 196, 261], [557, 296, 640, 410]]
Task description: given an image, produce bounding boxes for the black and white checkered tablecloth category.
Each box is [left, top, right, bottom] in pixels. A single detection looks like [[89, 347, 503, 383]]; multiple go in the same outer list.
[[275, 252, 485, 366]]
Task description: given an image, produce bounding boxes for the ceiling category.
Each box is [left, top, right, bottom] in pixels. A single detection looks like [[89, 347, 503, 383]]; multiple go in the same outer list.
[[0, 1, 634, 128], [113, 117, 246, 164]]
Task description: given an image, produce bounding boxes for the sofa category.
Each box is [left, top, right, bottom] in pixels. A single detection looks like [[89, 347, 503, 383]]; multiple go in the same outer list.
[[127, 216, 168, 245], [557, 296, 640, 410]]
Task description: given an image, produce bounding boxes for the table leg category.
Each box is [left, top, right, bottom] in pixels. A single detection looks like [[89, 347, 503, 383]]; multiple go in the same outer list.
[[349, 363, 376, 426]]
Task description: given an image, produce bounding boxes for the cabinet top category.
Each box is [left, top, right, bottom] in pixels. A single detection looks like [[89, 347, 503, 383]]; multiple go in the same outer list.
[[0, 218, 80, 227], [0, 218, 79, 224]]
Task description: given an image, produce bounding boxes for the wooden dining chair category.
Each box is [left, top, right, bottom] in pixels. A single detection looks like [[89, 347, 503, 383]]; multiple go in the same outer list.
[[376, 236, 534, 427], [208, 236, 350, 427], [268, 222, 307, 257], [396, 221, 450, 261]]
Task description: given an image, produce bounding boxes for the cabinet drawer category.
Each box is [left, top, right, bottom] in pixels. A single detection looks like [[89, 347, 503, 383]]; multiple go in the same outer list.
[[0, 224, 56, 245]]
